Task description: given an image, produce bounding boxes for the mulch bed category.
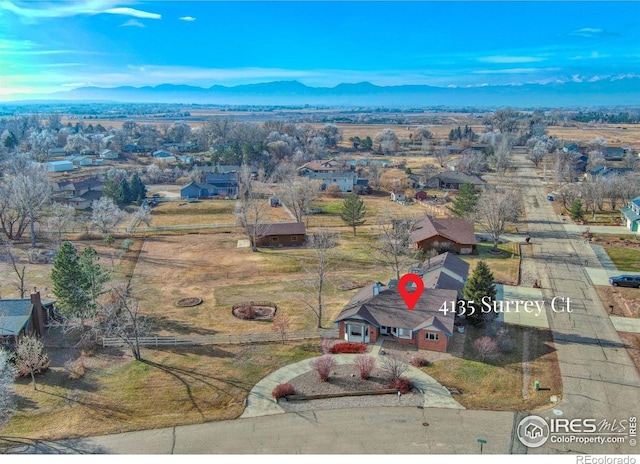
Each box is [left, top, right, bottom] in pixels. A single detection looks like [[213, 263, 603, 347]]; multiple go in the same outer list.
[[287, 365, 393, 396], [175, 297, 203, 307]]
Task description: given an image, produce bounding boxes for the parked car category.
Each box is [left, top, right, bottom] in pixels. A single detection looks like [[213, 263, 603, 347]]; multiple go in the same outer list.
[[609, 275, 640, 288]]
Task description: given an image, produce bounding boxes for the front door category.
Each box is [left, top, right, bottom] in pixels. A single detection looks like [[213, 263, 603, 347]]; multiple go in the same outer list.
[[380, 326, 390, 335]]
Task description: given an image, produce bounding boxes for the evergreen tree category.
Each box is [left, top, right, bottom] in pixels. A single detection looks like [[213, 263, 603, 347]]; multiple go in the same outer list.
[[448, 183, 479, 218], [569, 199, 583, 221], [102, 179, 125, 207], [51, 242, 88, 318], [340, 192, 367, 236], [78, 246, 110, 315], [119, 177, 133, 205], [130, 173, 147, 203], [462, 261, 497, 324]]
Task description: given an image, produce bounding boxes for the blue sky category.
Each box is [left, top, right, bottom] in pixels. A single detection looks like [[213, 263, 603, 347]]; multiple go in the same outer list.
[[1, 1, 639, 99]]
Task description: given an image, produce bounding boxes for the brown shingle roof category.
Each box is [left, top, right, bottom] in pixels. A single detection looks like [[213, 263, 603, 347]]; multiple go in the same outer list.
[[335, 284, 457, 336], [246, 222, 306, 236], [411, 215, 476, 246]]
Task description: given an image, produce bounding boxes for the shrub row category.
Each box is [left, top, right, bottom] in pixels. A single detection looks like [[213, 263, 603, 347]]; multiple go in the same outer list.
[[329, 342, 367, 354]]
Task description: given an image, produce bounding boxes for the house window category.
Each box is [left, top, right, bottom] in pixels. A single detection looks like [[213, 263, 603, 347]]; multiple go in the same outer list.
[[349, 324, 363, 337], [271, 237, 278, 242], [425, 332, 439, 341], [397, 328, 412, 339], [291, 236, 298, 241]]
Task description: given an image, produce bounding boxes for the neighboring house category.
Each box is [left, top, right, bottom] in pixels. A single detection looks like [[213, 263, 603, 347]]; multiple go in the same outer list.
[[45, 160, 74, 172], [603, 146, 626, 161], [92, 158, 105, 166], [152, 150, 177, 162], [66, 155, 92, 166], [297, 158, 345, 174], [55, 178, 104, 210], [178, 155, 195, 164], [426, 172, 485, 190], [245, 222, 306, 247], [47, 147, 67, 158], [621, 197, 640, 232], [163, 142, 198, 152], [298, 158, 358, 192], [0, 291, 50, 345], [180, 172, 238, 199], [335, 282, 458, 352], [99, 149, 118, 159], [587, 165, 632, 178], [390, 190, 406, 202], [80, 148, 96, 156], [411, 215, 477, 255]]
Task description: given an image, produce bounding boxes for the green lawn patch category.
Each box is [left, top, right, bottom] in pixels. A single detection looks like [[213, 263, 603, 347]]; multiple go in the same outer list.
[[604, 246, 640, 271]]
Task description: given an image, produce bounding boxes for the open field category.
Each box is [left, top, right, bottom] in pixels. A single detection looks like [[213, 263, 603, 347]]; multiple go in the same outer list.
[[547, 124, 640, 147]]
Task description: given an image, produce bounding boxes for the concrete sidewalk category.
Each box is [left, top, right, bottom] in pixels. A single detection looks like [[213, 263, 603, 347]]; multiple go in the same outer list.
[[240, 351, 463, 418]]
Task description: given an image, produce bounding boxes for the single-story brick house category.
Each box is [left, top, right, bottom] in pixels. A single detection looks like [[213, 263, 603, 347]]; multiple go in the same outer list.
[[411, 215, 476, 255], [246, 222, 306, 247], [335, 283, 458, 352]]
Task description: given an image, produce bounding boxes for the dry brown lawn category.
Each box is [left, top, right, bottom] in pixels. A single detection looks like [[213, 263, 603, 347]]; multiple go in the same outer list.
[[0, 341, 322, 444]]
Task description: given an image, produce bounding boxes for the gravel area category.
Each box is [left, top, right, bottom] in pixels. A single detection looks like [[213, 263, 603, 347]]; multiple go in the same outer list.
[[279, 364, 424, 412]]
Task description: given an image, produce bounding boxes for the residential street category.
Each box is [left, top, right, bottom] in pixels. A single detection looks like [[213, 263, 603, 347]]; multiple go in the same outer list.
[[514, 154, 640, 454], [9, 155, 640, 455]]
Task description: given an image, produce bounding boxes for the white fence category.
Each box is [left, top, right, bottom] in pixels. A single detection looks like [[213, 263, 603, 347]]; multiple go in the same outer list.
[[102, 328, 339, 348]]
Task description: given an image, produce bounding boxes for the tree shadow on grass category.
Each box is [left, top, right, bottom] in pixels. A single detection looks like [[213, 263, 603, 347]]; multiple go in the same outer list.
[[140, 358, 254, 419], [147, 315, 220, 336]]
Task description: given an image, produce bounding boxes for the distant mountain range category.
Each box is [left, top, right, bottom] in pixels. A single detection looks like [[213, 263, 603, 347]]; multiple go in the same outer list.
[[25, 77, 640, 108]]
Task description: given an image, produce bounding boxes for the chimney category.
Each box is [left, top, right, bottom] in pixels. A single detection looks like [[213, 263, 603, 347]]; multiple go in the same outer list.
[[373, 282, 381, 296], [30, 288, 45, 337]]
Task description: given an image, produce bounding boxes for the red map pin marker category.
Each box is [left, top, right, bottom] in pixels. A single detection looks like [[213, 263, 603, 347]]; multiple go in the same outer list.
[[398, 273, 424, 311]]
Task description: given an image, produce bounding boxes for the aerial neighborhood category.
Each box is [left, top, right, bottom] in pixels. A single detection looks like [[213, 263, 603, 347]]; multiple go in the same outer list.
[[1, 104, 639, 455]]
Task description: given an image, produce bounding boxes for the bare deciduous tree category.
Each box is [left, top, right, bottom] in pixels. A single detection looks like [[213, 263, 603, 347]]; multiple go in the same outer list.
[[372, 211, 418, 281], [0, 240, 27, 298], [380, 355, 409, 382], [271, 313, 291, 345], [474, 187, 521, 251], [0, 348, 16, 426], [0, 154, 54, 247], [96, 284, 150, 361], [15, 335, 50, 390], [278, 177, 321, 224], [46, 202, 76, 246], [374, 128, 399, 155], [234, 166, 270, 251], [91, 197, 126, 234], [301, 229, 337, 328], [473, 336, 500, 361]]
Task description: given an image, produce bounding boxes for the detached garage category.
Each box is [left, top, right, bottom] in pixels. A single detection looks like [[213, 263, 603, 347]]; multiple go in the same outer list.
[[46, 160, 74, 172]]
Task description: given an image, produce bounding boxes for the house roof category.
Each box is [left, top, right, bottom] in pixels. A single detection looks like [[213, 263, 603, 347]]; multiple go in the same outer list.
[[411, 216, 477, 246], [428, 171, 486, 186], [631, 197, 640, 208], [421, 252, 470, 281], [422, 271, 465, 291], [0, 299, 33, 336], [73, 178, 103, 191], [246, 222, 306, 236], [298, 159, 341, 172], [621, 206, 640, 222], [335, 285, 457, 336]]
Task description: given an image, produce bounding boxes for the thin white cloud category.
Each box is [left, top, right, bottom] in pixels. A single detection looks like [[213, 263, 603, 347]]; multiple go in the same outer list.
[[570, 27, 618, 38], [179, 16, 196, 22], [569, 51, 609, 61], [120, 18, 145, 28], [104, 7, 160, 20], [472, 67, 561, 75], [477, 55, 544, 64], [0, 1, 161, 20]]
